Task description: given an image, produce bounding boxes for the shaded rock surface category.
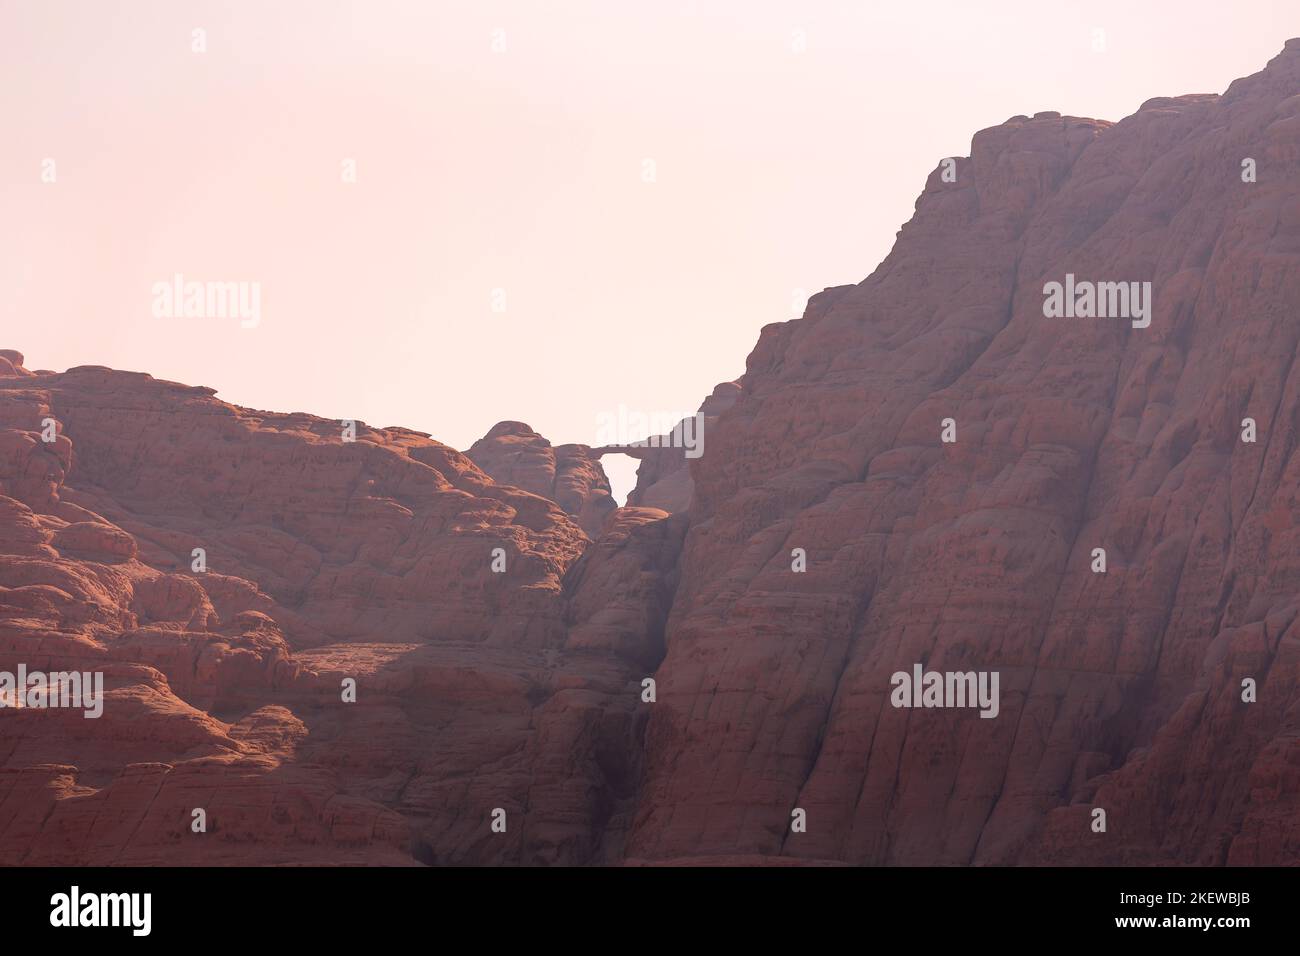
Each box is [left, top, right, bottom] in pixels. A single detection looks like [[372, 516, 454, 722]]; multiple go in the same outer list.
[[628, 40, 1300, 866]]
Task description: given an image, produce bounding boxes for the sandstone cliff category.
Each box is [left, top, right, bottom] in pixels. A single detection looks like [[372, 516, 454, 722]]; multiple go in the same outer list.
[[629, 39, 1300, 866], [5, 40, 1300, 866], [0, 352, 660, 864]]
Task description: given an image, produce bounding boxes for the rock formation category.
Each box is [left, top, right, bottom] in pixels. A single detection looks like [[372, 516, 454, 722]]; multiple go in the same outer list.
[[594, 382, 741, 514], [628, 39, 1300, 866], [5, 39, 1300, 866], [465, 421, 616, 538], [0, 353, 651, 864]]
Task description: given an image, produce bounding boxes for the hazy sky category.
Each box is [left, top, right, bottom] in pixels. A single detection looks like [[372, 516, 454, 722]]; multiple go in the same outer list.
[[3, 1, 1297, 501]]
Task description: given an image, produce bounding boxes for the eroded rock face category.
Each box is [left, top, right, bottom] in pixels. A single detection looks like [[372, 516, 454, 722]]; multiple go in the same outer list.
[[5, 40, 1300, 867], [465, 422, 617, 539], [593, 382, 741, 515], [0, 355, 652, 865], [627, 40, 1300, 866]]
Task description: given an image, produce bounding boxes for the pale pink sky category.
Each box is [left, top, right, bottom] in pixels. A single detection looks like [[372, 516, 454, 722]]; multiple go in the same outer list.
[[3, 1, 1297, 501]]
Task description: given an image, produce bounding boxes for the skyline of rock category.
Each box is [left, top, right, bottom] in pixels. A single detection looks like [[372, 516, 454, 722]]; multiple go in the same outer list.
[[4, 38, 1300, 867]]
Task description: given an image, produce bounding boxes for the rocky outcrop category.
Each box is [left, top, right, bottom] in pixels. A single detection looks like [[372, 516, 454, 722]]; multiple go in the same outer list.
[[626, 39, 1300, 866], [6, 40, 1300, 867], [465, 422, 616, 538], [564, 507, 686, 670], [0, 353, 647, 865], [594, 382, 741, 514]]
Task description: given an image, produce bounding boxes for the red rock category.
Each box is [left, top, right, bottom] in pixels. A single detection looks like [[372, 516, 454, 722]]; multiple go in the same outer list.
[[465, 421, 616, 538], [594, 382, 741, 514], [0, 351, 31, 379], [564, 506, 685, 669], [0, 360, 634, 864], [6, 40, 1300, 868], [626, 39, 1300, 865], [52, 521, 138, 561]]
